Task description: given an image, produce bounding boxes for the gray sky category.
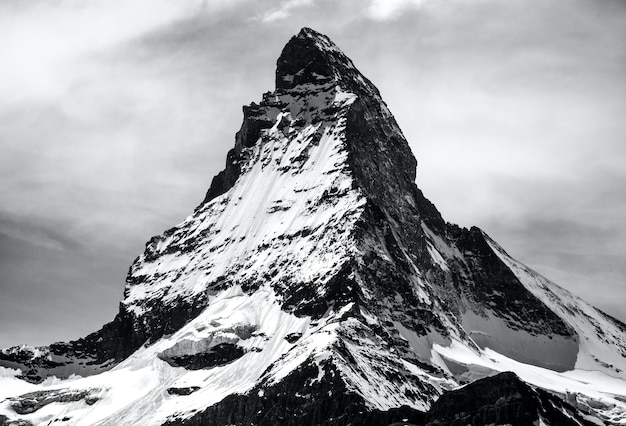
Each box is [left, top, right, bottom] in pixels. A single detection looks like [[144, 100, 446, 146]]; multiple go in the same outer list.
[[1, 0, 625, 348]]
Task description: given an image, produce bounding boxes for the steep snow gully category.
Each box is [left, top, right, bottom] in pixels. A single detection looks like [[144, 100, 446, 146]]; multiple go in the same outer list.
[[1, 28, 625, 426]]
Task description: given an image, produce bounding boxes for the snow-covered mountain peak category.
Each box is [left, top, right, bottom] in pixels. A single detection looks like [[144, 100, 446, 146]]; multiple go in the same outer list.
[[1, 28, 626, 426]]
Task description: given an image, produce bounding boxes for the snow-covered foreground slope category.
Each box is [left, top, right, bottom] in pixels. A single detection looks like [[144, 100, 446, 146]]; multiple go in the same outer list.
[[0, 287, 309, 425], [1, 287, 625, 425], [2, 27, 626, 426], [0, 284, 449, 426]]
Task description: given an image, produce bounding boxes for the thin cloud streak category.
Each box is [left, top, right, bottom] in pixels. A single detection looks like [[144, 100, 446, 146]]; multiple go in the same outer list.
[[258, 0, 315, 22], [0, 213, 83, 252], [366, 0, 428, 20]]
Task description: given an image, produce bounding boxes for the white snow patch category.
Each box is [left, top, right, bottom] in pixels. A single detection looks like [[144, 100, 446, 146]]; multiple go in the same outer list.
[[426, 241, 449, 272]]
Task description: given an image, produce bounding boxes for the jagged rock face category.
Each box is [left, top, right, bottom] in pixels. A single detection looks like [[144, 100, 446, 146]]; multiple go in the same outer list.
[[425, 372, 596, 426], [1, 27, 626, 426]]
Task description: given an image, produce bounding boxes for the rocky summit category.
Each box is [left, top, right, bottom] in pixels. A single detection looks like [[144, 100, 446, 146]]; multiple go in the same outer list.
[[1, 28, 626, 426]]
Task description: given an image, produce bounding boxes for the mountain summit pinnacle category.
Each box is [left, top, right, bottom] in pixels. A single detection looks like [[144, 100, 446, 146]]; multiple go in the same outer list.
[[276, 27, 379, 97], [1, 28, 625, 426]]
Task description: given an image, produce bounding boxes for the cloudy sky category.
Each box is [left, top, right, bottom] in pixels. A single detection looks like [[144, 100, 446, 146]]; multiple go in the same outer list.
[[1, 0, 625, 348]]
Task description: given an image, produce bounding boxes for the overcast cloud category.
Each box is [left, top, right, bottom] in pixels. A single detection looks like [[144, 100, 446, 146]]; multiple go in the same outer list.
[[1, 0, 625, 347]]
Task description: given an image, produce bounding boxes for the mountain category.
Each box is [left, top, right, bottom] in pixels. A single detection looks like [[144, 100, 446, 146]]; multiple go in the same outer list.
[[1, 27, 626, 426]]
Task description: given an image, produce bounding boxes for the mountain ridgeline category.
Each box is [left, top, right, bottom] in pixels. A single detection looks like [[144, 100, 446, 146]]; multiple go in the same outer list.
[[1, 28, 625, 426]]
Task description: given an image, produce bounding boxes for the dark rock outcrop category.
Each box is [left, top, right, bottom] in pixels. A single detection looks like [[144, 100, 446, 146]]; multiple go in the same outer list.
[[8, 388, 100, 415], [159, 343, 245, 370], [167, 387, 201, 396], [425, 371, 596, 426], [0, 415, 33, 426]]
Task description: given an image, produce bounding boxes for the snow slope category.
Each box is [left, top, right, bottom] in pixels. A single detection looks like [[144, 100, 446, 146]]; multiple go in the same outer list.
[[0, 286, 311, 426], [124, 84, 364, 317]]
